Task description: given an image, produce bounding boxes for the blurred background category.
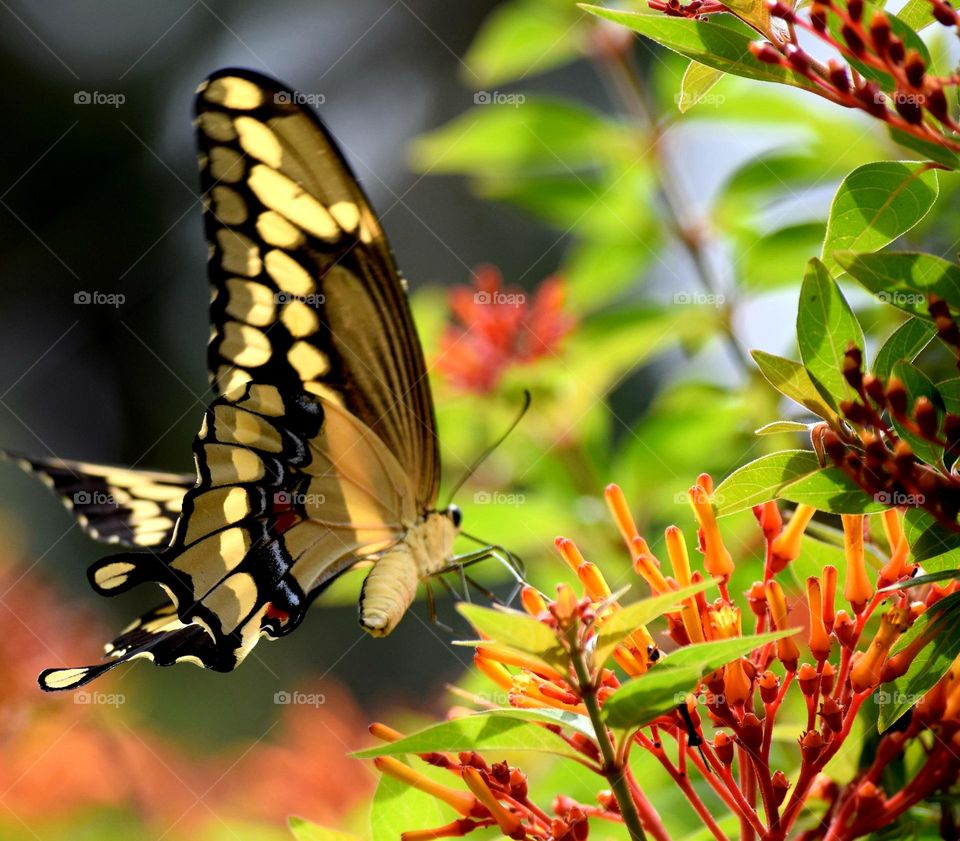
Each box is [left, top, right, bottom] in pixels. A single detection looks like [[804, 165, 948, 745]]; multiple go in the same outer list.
[[0, 0, 955, 838]]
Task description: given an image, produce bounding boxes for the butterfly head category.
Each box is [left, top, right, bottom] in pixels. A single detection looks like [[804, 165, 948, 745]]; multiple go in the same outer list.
[[445, 503, 463, 530]]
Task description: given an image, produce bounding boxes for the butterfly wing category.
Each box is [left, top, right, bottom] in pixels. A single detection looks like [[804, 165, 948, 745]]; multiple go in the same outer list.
[[3, 453, 192, 549], [196, 68, 439, 509], [40, 382, 417, 690]]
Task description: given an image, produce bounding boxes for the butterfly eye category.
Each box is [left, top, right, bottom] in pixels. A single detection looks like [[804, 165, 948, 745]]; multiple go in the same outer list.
[[447, 504, 462, 529]]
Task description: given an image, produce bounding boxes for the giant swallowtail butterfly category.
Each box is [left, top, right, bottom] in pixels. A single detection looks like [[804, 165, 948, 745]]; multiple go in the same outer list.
[[8, 69, 491, 691]]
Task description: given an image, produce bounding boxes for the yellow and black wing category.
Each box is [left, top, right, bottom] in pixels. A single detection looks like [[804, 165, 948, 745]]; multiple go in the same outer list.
[[3, 453, 191, 548], [197, 67, 439, 509]]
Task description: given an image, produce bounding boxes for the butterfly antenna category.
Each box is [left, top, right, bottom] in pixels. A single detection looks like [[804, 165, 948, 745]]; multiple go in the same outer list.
[[444, 390, 532, 507]]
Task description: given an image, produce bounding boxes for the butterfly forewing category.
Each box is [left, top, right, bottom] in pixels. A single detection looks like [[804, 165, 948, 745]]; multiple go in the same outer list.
[[196, 68, 439, 508]]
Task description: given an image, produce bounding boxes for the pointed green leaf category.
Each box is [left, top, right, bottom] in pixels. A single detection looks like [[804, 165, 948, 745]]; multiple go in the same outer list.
[[602, 630, 797, 729], [578, 6, 817, 90], [874, 318, 936, 382], [797, 258, 865, 409], [594, 580, 717, 668], [678, 61, 725, 112], [751, 350, 839, 423], [755, 421, 810, 435], [880, 591, 960, 731], [354, 712, 586, 761], [836, 251, 960, 315], [821, 162, 939, 275], [779, 467, 886, 513], [457, 603, 565, 670], [711, 450, 822, 516]]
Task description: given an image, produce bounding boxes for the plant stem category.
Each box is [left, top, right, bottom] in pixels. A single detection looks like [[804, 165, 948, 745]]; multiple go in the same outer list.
[[570, 643, 649, 841]]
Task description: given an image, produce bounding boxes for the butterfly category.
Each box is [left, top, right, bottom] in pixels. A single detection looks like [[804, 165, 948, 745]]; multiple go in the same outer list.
[[8, 68, 513, 692]]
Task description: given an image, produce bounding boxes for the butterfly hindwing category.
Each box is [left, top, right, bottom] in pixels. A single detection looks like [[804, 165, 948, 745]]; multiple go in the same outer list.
[[2, 453, 192, 549], [196, 68, 440, 509]]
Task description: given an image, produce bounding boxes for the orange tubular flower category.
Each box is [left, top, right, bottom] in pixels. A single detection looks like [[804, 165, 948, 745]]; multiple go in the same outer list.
[[770, 504, 816, 572], [688, 479, 734, 579], [842, 514, 873, 614], [461, 768, 523, 838], [375, 758, 478, 817], [765, 580, 799, 670], [850, 607, 911, 693], [665, 525, 705, 643], [806, 577, 832, 662]]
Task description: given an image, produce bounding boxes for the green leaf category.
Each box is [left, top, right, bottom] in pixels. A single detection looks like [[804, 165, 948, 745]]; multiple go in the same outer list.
[[904, 508, 960, 565], [821, 161, 939, 275], [578, 6, 817, 90], [751, 350, 839, 423], [797, 258, 865, 410], [711, 450, 822, 516], [478, 707, 595, 738], [895, 0, 936, 33], [755, 421, 810, 435], [371, 759, 447, 841], [887, 126, 960, 169], [457, 603, 565, 670], [594, 580, 717, 668], [354, 712, 588, 761], [874, 318, 936, 382], [880, 591, 960, 730], [289, 818, 362, 841], [890, 360, 945, 464], [602, 630, 797, 729], [463, 0, 581, 86], [836, 251, 960, 315], [779, 467, 887, 513], [678, 60, 725, 112]]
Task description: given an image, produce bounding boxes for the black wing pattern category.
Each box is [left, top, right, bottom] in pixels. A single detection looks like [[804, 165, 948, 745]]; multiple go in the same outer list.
[[2, 453, 191, 549], [197, 68, 439, 508]]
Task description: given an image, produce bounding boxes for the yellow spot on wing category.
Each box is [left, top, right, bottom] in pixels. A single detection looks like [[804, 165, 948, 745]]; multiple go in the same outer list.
[[220, 321, 272, 367], [208, 146, 244, 182], [234, 116, 284, 168], [224, 279, 275, 327], [280, 300, 319, 338], [215, 366, 253, 394], [217, 230, 261, 277], [203, 572, 258, 634], [206, 444, 266, 486], [287, 341, 330, 379], [247, 165, 339, 242], [214, 404, 283, 452], [211, 186, 248, 225], [329, 201, 360, 232], [256, 211, 304, 249], [202, 76, 264, 109], [264, 250, 313, 295], [237, 383, 285, 417], [42, 668, 90, 690], [93, 561, 136, 589], [197, 112, 237, 142]]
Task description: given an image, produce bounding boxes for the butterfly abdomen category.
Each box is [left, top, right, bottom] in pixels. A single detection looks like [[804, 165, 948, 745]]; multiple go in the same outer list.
[[358, 511, 458, 636]]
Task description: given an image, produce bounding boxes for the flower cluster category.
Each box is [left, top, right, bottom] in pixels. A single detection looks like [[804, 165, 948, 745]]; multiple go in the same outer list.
[[436, 265, 574, 394], [817, 338, 960, 532], [371, 480, 960, 841]]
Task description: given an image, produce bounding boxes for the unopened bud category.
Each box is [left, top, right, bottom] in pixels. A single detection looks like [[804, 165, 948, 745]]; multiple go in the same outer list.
[[714, 731, 734, 765], [798, 663, 820, 697], [772, 770, 790, 806], [740, 713, 764, 751], [750, 41, 783, 64], [834, 610, 857, 648], [759, 670, 780, 704], [800, 730, 824, 764], [818, 697, 843, 733], [915, 397, 940, 440]]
